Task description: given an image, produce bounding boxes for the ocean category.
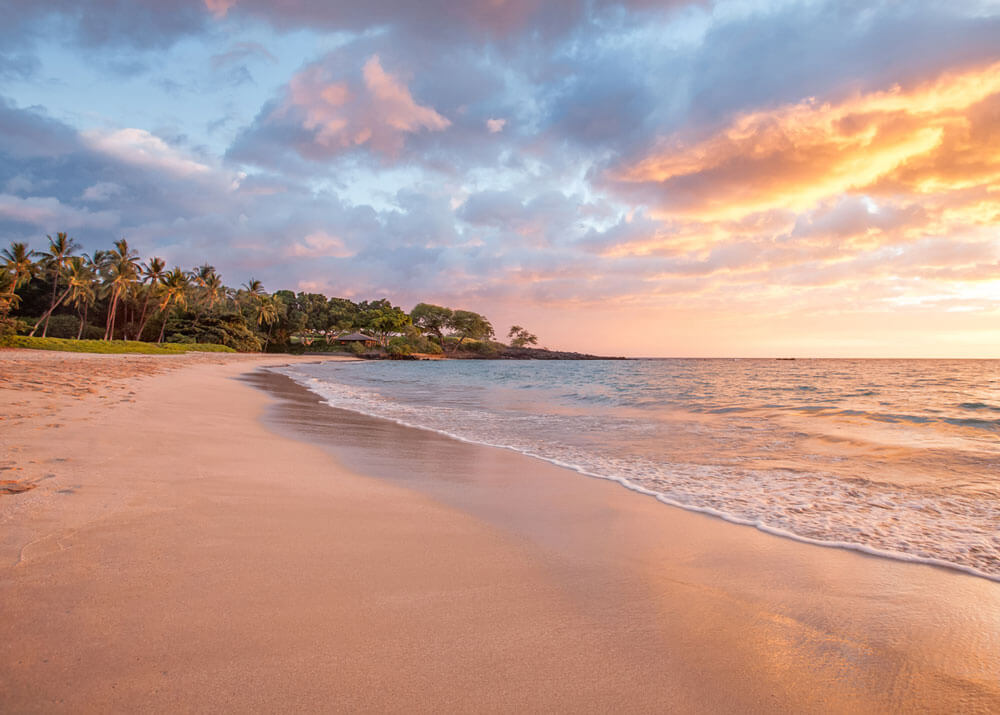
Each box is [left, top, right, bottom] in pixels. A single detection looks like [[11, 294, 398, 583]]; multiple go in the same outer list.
[[277, 358, 1000, 581]]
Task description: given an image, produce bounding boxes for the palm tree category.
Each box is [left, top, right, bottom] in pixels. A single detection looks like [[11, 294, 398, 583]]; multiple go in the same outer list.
[[38, 232, 78, 337], [64, 257, 97, 339], [134, 257, 166, 340], [0, 270, 21, 317], [240, 277, 265, 304], [202, 271, 224, 312], [1, 242, 38, 318], [156, 267, 190, 344], [254, 294, 280, 351], [29, 253, 89, 337], [101, 239, 140, 340], [190, 264, 223, 318]]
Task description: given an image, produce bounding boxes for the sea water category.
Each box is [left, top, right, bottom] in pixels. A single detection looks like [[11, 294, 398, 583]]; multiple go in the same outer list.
[[278, 359, 1000, 580]]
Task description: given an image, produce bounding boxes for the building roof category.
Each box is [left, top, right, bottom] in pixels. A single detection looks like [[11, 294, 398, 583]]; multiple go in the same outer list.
[[335, 332, 376, 341]]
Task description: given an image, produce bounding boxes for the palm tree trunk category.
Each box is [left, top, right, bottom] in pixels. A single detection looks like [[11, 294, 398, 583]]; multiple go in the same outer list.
[[29, 285, 73, 337], [157, 312, 167, 344], [77, 304, 87, 339], [103, 291, 114, 340], [42, 274, 59, 337], [104, 290, 119, 340], [135, 288, 153, 341]]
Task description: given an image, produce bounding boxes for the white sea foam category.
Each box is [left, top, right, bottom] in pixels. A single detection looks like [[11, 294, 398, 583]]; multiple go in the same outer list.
[[273, 360, 1000, 582]]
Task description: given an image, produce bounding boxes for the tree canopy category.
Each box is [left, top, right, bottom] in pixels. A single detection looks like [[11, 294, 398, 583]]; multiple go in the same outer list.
[[2, 236, 541, 357]]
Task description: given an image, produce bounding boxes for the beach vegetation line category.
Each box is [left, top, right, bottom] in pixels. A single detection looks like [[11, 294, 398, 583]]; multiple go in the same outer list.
[[1, 235, 544, 358]]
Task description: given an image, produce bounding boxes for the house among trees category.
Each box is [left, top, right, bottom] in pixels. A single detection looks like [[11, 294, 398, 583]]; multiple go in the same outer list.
[[333, 332, 378, 348]]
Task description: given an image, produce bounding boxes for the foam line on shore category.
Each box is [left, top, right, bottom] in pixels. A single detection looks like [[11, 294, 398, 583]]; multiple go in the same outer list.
[[273, 365, 1000, 584]]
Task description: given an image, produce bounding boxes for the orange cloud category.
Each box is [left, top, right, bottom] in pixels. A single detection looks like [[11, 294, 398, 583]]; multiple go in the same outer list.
[[611, 61, 1000, 223]]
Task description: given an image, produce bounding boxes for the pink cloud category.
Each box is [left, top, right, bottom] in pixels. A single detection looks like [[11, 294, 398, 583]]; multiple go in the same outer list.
[[290, 231, 356, 258], [203, 0, 237, 18], [84, 128, 213, 178], [279, 54, 450, 158], [0, 193, 118, 229]]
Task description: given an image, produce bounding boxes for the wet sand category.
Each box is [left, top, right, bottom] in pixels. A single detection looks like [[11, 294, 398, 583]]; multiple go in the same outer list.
[[1, 351, 998, 712]]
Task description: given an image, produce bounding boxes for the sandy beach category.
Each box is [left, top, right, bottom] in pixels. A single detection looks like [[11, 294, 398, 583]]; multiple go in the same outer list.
[[1, 350, 999, 712]]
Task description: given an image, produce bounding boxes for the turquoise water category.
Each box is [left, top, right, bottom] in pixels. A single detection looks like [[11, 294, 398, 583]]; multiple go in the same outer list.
[[280, 359, 1000, 580]]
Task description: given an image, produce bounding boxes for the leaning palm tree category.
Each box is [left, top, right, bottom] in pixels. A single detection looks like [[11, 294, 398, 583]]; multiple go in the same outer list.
[[134, 257, 166, 341], [38, 232, 78, 337], [28, 253, 88, 337], [156, 267, 190, 344], [1, 242, 38, 318], [64, 257, 98, 339], [101, 239, 140, 340]]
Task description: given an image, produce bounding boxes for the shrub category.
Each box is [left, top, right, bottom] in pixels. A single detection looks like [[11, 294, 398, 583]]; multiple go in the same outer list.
[[386, 337, 413, 356], [163, 312, 263, 352], [0, 317, 25, 346], [466, 339, 501, 356], [419, 340, 443, 355], [42, 314, 81, 339]]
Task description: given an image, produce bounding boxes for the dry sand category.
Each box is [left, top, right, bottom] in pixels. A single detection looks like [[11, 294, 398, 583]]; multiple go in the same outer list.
[[1, 349, 998, 712]]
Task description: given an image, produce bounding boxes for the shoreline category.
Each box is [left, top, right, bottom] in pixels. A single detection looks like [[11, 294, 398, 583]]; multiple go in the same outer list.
[[268, 361, 1000, 584], [2, 352, 998, 711], [248, 367, 1000, 710]]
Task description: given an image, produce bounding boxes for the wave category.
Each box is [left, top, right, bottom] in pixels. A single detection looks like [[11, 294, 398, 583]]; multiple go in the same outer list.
[[273, 365, 1000, 583]]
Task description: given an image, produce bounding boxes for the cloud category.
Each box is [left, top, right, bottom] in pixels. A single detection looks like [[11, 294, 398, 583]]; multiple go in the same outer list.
[[1, 0, 210, 50], [232, 53, 451, 164], [204, 0, 694, 43], [361, 56, 451, 134], [608, 60, 1000, 223], [80, 182, 125, 202], [83, 128, 213, 178], [0, 194, 118, 230], [486, 118, 506, 133], [290, 231, 355, 258], [210, 41, 277, 70], [0, 53, 40, 81]]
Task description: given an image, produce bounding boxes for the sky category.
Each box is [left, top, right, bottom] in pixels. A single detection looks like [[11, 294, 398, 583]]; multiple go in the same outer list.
[[1, 0, 999, 357]]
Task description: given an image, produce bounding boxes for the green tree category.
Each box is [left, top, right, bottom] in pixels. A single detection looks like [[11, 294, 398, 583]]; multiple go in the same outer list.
[[190, 264, 225, 317], [410, 303, 453, 349], [448, 310, 494, 353], [38, 232, 78, 337], [202, 271, 224, 311], [134, 257, 166, 340], [327, 297, 360, 333], [101, 239, 140, 340], [156, 267, 190, 343], [507, 325, 539, 348], [368, 305, 410, 345], [1, 242, 38, 318], [241, 278, 265, 302], [254, 294, 281, 350], [64, 256, 98, 339]]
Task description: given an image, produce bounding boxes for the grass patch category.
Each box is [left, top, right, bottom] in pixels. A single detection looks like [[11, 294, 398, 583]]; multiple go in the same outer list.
[[6, 336, 236, 354]]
